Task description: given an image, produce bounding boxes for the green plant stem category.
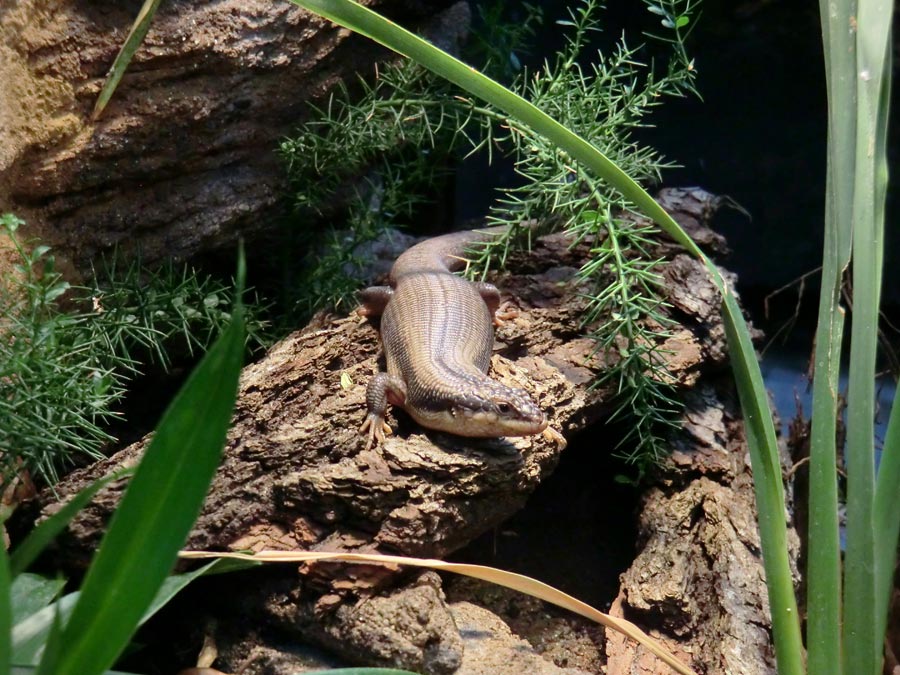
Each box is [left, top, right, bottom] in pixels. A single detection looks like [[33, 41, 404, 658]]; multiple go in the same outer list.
[[286, 3, 805, 673]]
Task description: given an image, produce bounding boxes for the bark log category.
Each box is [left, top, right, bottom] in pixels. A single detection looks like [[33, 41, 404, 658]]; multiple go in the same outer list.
[[0, 0, 460, 269], [604, 381, 799, 675], [18, 189, 795, 674]]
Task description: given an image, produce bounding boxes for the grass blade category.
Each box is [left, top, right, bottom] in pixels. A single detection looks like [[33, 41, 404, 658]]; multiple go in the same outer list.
[[807, 0, 857, 671], [283, 4, 805, 672], [720, 292, 806, 675], [0, 542, 11, 675], [92, 0, 164, 120], [843, 2, 891, 673], [37, 257, 246, 675], [10, 468, 134, 577], [874, 387, 900, 642]]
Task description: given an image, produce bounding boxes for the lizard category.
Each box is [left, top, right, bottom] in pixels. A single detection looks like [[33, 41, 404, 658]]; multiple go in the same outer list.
[[357, 226, 565, 450]]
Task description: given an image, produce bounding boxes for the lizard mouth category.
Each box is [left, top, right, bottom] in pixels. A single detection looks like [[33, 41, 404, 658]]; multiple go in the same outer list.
[[415, 409, 547, 438]]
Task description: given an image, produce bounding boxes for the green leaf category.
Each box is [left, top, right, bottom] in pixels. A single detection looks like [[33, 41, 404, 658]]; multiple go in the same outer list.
[[842, 1, 892, 673], [11, 592, 78, 665], [721, 292, 805, 675], [10, 468, 134, 577], [10, 575, 65, 625], [1, 543, 11, 675], [37, 252, 246, 675], [807, 0, 857, 672], [874, 386, 900, 641], [675, 15, 690, 28], [13, 559, 255, 667], [92, 0, 165, 120]]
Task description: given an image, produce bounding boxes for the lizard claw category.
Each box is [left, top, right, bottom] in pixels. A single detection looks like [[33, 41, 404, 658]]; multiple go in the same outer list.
[[493, 300, 519, 327], [541, 426, 567, 449], [359, 414, 393, 451]]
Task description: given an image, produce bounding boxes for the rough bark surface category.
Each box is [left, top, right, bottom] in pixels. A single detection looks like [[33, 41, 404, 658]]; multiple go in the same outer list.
[[0, 0, 459, 268], [604, 381, 799, 675], [22, 189, 793, 674]]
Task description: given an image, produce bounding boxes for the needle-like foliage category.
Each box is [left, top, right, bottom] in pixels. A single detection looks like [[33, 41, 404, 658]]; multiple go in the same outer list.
[[0, 214, 269, 485], [281, 0, 698, 471]]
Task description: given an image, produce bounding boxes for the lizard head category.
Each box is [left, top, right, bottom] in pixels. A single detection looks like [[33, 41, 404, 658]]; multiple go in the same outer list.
[[441, 381, 548, 438]]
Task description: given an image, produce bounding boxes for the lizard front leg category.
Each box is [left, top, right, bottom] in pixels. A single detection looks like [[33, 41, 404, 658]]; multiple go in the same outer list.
[[359, 371, 408, 450]]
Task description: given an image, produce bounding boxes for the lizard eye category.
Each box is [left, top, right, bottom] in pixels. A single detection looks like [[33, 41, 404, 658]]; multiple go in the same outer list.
[[496, 401, 512, 414]]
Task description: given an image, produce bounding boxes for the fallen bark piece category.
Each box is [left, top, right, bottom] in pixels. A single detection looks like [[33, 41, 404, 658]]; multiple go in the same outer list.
[[605, 383, 799, 675]]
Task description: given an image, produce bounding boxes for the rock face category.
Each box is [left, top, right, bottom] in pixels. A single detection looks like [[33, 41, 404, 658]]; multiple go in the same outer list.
[[0, 0, 458, 267], [21, 189, 795, 674]]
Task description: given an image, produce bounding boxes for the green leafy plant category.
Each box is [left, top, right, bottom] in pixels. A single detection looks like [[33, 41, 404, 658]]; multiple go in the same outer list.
[[281, 0, 696, 471], [0, 214, 269, 485], [274, 1, 899, 674], [0, 249, 251, 675]]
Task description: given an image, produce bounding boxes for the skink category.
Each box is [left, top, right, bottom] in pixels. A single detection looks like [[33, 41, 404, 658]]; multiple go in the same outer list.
[[359, 227, 562, 450]]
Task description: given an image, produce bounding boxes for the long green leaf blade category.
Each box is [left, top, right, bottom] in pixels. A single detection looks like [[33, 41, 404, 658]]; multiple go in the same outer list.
[[721, 292, 806, 675], [92, 0, 164, 120], [285, 4, 805, 672], [874, 384, 900, 640], [10, 468, 134, 577], [37, 264, 246, 675], [843, 2, 891, 673], [0, 542, 11, 675], [807, 0, 857, 671]]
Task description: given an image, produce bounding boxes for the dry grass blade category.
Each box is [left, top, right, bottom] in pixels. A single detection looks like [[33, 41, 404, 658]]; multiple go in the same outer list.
[[179, 549, 698, 675]]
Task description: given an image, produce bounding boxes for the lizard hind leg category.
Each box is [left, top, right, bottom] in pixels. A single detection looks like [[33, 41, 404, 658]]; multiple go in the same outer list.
[[472, 281, 518, 326], [359, 371, 407, 450], [357, 286, 393, 319]]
